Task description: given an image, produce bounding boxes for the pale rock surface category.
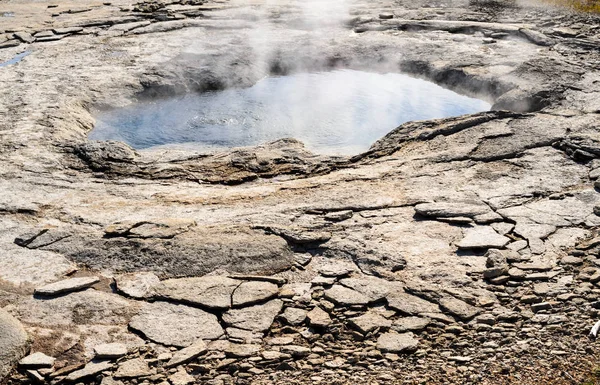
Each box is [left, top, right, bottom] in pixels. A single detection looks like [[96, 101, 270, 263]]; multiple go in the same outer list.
[[129, 302, 223, 347]]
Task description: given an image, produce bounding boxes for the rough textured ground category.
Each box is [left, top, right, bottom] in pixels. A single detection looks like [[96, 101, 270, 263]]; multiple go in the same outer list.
[[1, 0, 600, 384]]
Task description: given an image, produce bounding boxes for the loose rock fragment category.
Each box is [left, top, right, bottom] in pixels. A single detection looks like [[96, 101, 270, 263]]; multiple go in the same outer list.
[[114, 358, 151, 378], [392, 316, 430, 332], [349, 312, 392, 334], [386, 292, 440, 315], [438, 297, 481, 321], [306, 306, 332, 328], [65, 361, 113, 382], [94, 343, 128, 359], [280, 307, 307, 326], [166, 340, 208, 367], [457, 227, 510, 249], [377, 332, 419, 353], [18, 352, 55, 368], [34, 276, 99, 296], [324, 285, 371, 305]]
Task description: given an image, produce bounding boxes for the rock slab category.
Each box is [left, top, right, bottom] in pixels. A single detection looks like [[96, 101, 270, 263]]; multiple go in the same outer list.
[[129, 301, 223, 347], [34, 276, 99, 296]]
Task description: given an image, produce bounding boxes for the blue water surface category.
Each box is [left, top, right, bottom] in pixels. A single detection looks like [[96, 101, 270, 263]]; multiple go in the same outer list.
[[90, 70, 491, 155]]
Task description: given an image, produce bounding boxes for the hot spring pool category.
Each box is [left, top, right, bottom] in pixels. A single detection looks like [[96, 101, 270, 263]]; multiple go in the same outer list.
[[90, 70, 491, 155]]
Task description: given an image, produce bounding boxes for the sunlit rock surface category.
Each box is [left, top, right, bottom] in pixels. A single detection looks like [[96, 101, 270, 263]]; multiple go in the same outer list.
[[1, 0, 600, 383]]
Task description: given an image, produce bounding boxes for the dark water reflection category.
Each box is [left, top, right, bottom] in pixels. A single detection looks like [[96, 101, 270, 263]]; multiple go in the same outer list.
[[90, 70, 491, 155]]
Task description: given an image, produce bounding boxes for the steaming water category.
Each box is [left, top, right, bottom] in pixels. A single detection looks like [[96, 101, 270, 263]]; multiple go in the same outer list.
[[90, 70, 491, 155]]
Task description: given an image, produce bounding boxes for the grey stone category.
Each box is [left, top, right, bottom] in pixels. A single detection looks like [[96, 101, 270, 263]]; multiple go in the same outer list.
[[377, 332, 419, 353], [224, 343, 260, 358], [33, 30, 54, 38], [115, 272, 160, 299], [339, 277, 398, 302], [52, 27, 84, 34], [392, 317, 430, 332], [414, 202, 490, 219], [531, 302, 552, 312], [166, 340, 208, 367], [280, 307, 307, 326], [226, 327, 262, 344], [155, 276, 240, 309], [306, 306, 332, 328], [318, 261, 357, 277], [222, 299, 283, 332], [457, 227, 510, 249], [485, 249, 507, 268], [169, 367, 195, 385], [18, 352, 55, 368], [324, 210, 353, 221], [553, 27, 578, 37], [438, 297, 481, 321], [349, 312, 392, 334], [34, 276, 99, 296], [13, 32, 34, 43], [16, 289, 137, 326], [232, 281, 279, 306], [94, 343, 128, 359], [324, 285, 371, 305], [114, 358, 151, 378], [514, 222, 556, 240], [386, 292, 440, 315], [280, 345, 311, 358], [129, 301, 223, 347], [65, 361, 113, 382]]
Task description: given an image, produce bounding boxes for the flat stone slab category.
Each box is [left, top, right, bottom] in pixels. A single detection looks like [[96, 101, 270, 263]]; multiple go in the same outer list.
[[115, 272, 160, 299], [65, 361, 113, 382], [438, 297, 481, 321], [129, 301, 223, 347], [34, 276, 99, 296], [94, 343, 128, 359], [222, 299, 283, 332], [324, 285, 371, 306], [280, 307, 307, 326], [339, 277, 399, 302], [155, 276, 240, 309], [166, 340, 208, 368], [317, 260, 357, 277], [232, 281, 279, 307], [349, 312, 392, 334], [386, 292, 440, 315], [392, 316, 430, 332], [18, 352, 55, 368], [456, 226, 510, 249], [377, 332, 419, 353], [114, 358, 151, 378], [224, 343, 261, 358]]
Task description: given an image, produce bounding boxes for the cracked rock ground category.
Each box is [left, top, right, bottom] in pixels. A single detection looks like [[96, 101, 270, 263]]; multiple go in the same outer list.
[[1, 0, 600, 384]]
